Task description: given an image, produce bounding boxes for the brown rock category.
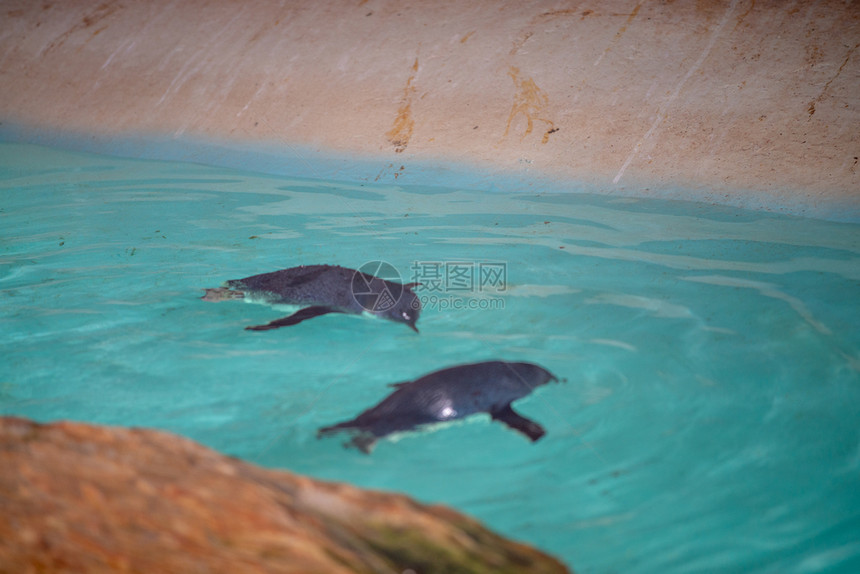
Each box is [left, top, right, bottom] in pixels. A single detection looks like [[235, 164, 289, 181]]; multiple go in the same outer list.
[[0, 416, 570, 574]]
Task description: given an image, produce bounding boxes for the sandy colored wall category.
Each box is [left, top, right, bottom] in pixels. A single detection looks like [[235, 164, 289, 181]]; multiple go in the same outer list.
[[1, 0, 858, 218]]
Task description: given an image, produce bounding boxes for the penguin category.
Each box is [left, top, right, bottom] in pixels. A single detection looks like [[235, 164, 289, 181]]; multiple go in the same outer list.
[[318, 360, 560, 453], [202, 264, 421, 332]]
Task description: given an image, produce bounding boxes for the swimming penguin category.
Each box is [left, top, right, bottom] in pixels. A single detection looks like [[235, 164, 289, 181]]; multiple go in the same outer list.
[[202, 264, 421, 332], [317, 360, 559, 453]]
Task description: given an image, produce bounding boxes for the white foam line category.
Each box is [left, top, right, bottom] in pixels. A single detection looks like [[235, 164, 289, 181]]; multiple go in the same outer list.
[[156, 47, 192, 105], [684, 275, 832, 336], [237, 83, 266, 117], [157, 8, 247, 108], [613, 0, 739, 185], [101, 38, 128, 70], [590, 338, 638, 352]]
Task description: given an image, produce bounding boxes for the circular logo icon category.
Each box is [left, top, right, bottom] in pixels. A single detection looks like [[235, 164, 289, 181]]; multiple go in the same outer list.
[[351, 260, 404, 313]]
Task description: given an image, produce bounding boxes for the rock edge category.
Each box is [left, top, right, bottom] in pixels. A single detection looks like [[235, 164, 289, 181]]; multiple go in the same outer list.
[[0, 416, 570, 574]]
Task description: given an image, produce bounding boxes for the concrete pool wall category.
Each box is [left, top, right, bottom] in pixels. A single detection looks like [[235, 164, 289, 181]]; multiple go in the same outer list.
[[1, 0, 858, 221]]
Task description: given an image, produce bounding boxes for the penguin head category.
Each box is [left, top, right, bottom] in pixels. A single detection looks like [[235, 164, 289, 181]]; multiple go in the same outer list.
[[507, 362, 559, 389], [384, 289, 421, 332]]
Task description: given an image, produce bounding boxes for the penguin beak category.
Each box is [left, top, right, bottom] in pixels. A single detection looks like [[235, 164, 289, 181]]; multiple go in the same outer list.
[[409, 323, 419, 333]]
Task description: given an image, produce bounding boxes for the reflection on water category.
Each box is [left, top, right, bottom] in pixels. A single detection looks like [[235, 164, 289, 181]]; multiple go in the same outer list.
[[1, 143, 859, 573]]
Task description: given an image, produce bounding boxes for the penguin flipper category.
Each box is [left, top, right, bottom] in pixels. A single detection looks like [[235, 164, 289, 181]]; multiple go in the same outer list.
[[317, 425, 377, 454], [490, 403, 546, 442], [245, 306, 344, 331], [349, 433, 377, 454]]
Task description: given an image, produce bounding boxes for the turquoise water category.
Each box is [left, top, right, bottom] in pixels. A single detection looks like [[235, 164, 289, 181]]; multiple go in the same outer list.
[[2, 142, 859, 572]]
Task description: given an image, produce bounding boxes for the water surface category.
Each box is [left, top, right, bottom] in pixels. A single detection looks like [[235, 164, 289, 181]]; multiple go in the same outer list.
[[2, 143, 859, 573]]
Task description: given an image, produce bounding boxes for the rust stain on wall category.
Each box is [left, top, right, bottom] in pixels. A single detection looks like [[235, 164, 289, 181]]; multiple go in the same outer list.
[[733, 0, 756, 30], [807, 42, 858, 118], [509, 31, 533, 56], [611, 4, 642, 42], [386, 58, 418, 153], [594, 3, 642, 65], [510, 9, 582, 57], [44, 2, 118, 53], [504, 66, 556, 143]]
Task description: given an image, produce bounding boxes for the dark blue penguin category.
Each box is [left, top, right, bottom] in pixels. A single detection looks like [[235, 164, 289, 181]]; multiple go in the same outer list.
[[318, 360, 559, 453], [202, 264, 421, 332]]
